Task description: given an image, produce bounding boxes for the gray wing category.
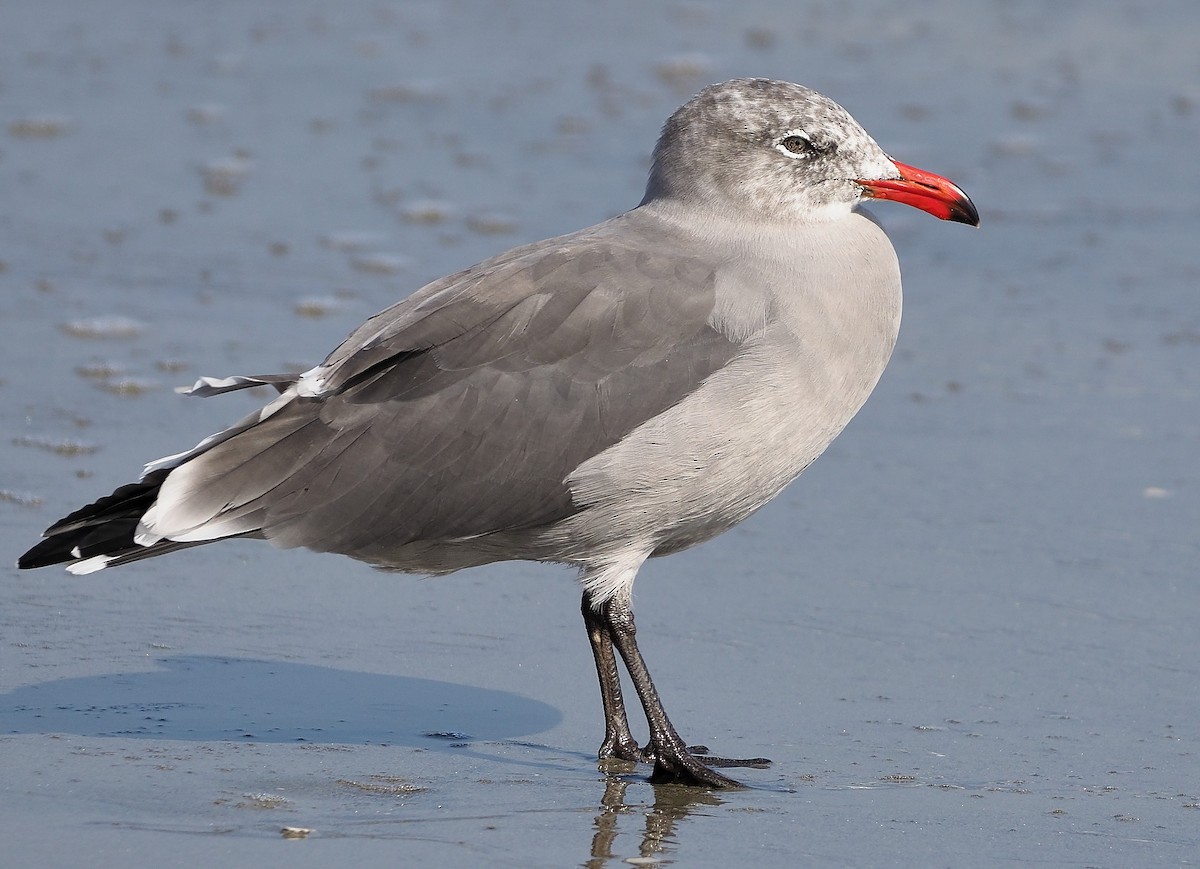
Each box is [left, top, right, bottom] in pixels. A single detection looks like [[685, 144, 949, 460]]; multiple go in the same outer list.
[[147, 219, 743, 559]]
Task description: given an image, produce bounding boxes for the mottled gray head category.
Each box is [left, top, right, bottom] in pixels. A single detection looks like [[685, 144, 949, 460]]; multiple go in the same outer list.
[[642, 78, 900, 223]]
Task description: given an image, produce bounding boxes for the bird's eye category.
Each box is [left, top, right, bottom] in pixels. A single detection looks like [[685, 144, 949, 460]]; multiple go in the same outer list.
[[778, 135, 812, 155]]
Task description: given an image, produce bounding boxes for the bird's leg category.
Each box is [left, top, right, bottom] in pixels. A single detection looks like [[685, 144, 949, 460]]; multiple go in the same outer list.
[[600, 591, 770, 788], [582, 592, 644, 763]]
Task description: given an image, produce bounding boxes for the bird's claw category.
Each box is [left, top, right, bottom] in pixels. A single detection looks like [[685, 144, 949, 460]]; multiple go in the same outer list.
[[602, 740, 771, 788]]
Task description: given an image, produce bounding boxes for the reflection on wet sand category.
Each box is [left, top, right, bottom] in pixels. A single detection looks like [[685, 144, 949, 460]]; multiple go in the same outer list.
[[585, 773, 724, 868]]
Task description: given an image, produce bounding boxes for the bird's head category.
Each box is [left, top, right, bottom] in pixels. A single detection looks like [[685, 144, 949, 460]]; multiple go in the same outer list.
[[643, 78, 978, 227]]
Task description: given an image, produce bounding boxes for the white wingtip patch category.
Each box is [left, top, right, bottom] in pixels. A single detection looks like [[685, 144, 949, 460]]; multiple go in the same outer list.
[[67, 555, 117, 575]]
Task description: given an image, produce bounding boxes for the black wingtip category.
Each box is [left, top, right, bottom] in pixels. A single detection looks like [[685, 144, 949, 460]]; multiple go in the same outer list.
[[16, 471, 170, 571], [19, 534, 80, 570]]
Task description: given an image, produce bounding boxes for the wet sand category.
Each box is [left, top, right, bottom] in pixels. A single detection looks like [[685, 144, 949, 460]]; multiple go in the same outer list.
[[2, 2, 1198, 865]]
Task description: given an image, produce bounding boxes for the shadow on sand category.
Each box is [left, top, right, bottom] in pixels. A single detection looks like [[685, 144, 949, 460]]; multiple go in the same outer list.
[[0, 655, 560, 745]]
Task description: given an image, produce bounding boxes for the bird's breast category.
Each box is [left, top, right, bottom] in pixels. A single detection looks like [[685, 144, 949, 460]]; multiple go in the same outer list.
[[539, 211, 904, 561]]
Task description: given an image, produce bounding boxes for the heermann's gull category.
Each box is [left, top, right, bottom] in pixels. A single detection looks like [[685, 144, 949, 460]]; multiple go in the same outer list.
[[19, 78, 978, 787]]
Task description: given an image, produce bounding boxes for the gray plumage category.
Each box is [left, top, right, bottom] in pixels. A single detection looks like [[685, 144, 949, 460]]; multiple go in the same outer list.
[[20, 78, 977, 787]]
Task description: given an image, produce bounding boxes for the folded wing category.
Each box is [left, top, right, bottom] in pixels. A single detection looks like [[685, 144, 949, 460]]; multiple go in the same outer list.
[[137, 221, 744, 565]]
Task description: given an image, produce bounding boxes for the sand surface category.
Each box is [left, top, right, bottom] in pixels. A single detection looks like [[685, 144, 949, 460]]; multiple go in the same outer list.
[[2, 2, 1197, 865]]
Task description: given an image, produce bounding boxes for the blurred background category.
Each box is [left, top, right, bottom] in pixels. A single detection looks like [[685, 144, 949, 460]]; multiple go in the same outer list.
[[2, 2, 1197, 865]]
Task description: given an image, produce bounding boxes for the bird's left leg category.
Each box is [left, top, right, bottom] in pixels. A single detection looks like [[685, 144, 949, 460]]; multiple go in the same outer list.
[[582, 590, 643, 763]]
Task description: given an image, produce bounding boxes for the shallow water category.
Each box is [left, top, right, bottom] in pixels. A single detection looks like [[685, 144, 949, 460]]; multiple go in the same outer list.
[[2, 2, 1198, 866]]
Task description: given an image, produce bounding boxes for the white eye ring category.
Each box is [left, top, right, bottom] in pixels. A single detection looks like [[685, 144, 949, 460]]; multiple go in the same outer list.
[[775, 131, 814, 158]]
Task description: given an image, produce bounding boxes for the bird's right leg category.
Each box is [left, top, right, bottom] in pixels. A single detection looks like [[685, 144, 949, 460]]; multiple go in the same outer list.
[[582, 591, 643, 763], [598, 590, 743, 788]]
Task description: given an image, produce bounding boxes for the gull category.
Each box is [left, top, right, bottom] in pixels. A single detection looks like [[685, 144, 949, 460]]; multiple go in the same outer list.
[[19, 78, 978, 787]]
